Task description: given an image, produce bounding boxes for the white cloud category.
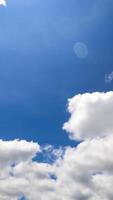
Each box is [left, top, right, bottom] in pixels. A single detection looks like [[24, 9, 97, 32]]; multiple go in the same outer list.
[[0, 91, 113, 199], [54, 135, 113, 200], [105, 71, 113, 83], [0, 139, 40, 178], [0, 135, 113, 200], [63, 91, 113, 140], [0, 0, 6, 6]]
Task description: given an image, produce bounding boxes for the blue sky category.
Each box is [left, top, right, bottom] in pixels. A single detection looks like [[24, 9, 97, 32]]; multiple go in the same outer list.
[[1, 1, 113, 200], [0, 0, 113, 146]]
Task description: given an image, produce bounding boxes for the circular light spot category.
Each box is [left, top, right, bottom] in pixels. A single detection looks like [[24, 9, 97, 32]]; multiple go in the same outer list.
[[73, 42, 88, 59]]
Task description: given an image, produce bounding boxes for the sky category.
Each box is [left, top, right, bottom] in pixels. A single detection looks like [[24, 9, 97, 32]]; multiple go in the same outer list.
[[0, 0, 113, 200]]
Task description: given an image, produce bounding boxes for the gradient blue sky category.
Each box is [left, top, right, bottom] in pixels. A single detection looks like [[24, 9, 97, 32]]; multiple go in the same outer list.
[[0, 0, 113, 146]]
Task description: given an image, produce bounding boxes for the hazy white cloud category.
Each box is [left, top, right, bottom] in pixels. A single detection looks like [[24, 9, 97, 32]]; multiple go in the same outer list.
[[0, 0, 6, 6], [105, 71, 113, 83], [0, 91, 113, 199], [63, 91, 113, 140]]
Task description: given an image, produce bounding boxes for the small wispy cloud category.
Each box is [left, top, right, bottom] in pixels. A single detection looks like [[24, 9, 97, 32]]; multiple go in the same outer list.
[[0, 0, 6, 6], [105, 71, 113, 83]]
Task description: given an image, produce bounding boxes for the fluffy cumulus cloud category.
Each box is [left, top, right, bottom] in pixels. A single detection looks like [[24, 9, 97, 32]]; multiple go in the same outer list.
[[0, 91, 113, 200], [63, 91, 113, 140], [0, 0, 6, 6], [54, 135, 113, 200]]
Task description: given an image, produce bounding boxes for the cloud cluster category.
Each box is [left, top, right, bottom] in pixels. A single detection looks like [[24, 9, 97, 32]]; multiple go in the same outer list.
[[0, 0, 6, 6], [0, 92, 113, 200], [1, 136, 113, 200]]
